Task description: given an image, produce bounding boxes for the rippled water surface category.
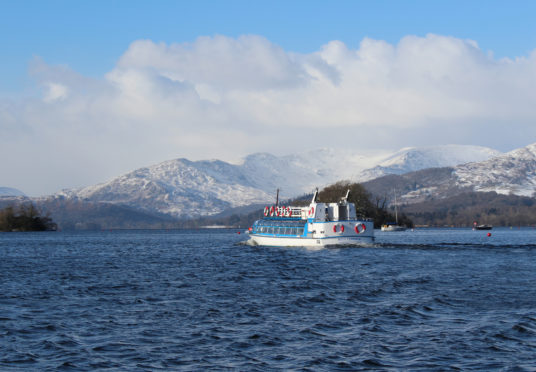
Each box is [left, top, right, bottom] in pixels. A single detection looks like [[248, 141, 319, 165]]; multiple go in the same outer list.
[[1, 228, 536, 370]]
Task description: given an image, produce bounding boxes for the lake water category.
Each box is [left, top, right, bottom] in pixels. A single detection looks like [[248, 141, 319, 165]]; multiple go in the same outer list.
[[1, 228, 536, 370]]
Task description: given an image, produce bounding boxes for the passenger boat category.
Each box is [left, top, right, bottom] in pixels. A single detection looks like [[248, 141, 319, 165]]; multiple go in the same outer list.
[[247, 190, 374, 247]]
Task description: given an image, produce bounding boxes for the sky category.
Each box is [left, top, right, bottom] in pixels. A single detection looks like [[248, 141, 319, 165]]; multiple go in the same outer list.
[[2, 0, 536, 196]]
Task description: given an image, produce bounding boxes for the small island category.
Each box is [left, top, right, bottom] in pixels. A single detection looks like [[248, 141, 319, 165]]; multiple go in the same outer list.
[[0, 204, 57, 232]]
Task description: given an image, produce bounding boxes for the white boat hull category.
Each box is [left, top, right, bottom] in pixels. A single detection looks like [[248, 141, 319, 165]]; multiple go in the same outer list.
[[248, 234, 374, 247], [381, 225, 406, 232], [248, 220, 375, 247]]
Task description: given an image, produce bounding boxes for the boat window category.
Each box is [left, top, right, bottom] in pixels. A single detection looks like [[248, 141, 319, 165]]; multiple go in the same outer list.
[[255, 219, 307, 234], [339, 205, 348, 220]]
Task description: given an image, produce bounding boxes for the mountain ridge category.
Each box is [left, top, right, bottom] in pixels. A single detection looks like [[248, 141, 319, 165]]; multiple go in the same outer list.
[[53, 144, 509, 219], [362, 142, 536, 206]]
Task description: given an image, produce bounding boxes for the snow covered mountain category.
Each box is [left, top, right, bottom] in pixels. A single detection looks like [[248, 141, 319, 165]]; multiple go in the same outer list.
[[57, 150, 372, 218], [367, 143, 536, 206], [57, 144, 505, 218], [358, 145, 501, 181], [58, 158, 274, 218], [240, 148, 378, 197], [455, 143, 536, 197], [0, 187, 26, 197]]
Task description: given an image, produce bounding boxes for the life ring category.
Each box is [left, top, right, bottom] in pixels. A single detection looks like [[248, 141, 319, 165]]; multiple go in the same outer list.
[[276, 207, 281, 217], [287, 207, 291, 217], [264, 206, 269, 216], [355, 223, 366, 234], [309, 206, 315, 217], [270, 206, 275, 216], [333, 224, 345, 233]]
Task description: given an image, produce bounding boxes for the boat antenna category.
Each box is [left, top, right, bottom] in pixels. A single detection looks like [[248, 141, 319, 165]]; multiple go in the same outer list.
[[343, 189, 350, 202], [311, 188, 318, 203], [275, 188, 279, 207]]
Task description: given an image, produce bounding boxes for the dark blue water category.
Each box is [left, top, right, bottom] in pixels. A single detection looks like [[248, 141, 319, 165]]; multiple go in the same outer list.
[[1, 228, 536, 371]]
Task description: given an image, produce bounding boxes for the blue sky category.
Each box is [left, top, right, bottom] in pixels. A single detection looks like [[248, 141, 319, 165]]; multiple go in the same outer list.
[[3, 0, 536, 92], [2, 0, 536, 195]]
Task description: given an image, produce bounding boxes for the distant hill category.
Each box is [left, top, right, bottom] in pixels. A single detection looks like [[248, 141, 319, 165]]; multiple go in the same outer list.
[[360, 144, 536, 227], [358, 145, 501, 181], [0, 187, 26, 197], [362, 167, 462, 205], [362, 142, 536, 207], [455, 143, 536, 197], [399, 192, 536, 227]]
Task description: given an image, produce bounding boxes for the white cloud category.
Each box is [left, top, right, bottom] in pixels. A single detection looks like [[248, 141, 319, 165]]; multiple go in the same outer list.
[[117, 35, 307, 90], [43, 83, 69, 102], [2, 34, 536, 195]]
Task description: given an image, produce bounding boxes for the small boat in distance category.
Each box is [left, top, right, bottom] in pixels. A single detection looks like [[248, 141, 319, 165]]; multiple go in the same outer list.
[[473, 221, 492, 230], [381, 189, 406, 232], [246, 189, 375, 247], [381, 222, 407, 232]]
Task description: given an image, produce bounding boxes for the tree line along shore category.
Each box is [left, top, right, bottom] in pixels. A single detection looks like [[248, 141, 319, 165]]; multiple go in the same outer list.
[[0, 204, 57, 232]]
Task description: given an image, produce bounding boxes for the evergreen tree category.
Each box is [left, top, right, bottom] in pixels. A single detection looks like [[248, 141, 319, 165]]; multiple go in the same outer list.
[[0, 204, 56, 232]]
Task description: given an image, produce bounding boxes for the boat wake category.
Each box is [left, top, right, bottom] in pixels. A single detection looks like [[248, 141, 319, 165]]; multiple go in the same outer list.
[[373, 242, 536, 250]]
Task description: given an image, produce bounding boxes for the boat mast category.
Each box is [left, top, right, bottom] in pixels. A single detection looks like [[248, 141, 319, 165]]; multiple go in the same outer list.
[[394, 189, 398, 224], [275, 188, 279, 207]]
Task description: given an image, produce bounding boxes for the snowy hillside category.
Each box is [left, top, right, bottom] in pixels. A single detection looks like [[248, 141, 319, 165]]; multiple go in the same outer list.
[[240, 148, 378, 197], [365, 143, 536, 206], [455, 143, 536, 197], [60, 159, 274, 218], [58, 144, 506, 218], [358, 145, 502, 181]]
